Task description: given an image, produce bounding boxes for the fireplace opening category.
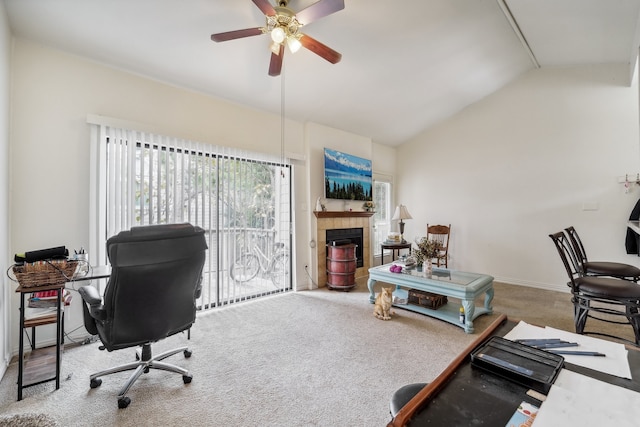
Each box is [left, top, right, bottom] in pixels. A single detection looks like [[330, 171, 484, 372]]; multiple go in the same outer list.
[[326, 228, 364, 268]]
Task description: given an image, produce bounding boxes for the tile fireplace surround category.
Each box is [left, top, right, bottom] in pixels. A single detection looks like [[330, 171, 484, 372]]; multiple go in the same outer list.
[[314, 211, 373, 288]]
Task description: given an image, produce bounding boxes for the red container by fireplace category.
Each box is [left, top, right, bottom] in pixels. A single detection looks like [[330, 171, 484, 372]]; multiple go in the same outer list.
[[326, 243, 357, 291]]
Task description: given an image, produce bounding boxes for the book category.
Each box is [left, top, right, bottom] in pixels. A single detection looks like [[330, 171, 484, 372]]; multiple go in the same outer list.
[[28, 289, 72, 308], [505, 401, 538, 427], [24, 306, 59, 320]]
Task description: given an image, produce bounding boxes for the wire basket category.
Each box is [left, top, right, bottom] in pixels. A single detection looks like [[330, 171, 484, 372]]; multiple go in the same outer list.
[[11, 259, 78, 288]]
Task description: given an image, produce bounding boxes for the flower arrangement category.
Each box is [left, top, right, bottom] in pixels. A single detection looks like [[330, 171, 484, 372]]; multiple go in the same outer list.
[[412, 237, 442, 266], [362, 201, 375, 211]]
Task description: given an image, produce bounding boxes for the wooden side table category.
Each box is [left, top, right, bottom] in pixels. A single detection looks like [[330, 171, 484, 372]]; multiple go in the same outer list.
[[380, 242, 412, 265]]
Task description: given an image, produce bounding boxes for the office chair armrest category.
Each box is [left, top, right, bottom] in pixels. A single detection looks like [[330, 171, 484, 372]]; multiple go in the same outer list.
[[78, 285, 107, 321], [195, 276, 202, 299]]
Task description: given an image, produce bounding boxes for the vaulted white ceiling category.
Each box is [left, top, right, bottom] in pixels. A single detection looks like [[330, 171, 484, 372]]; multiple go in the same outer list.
[[4, 0, 640, 146]]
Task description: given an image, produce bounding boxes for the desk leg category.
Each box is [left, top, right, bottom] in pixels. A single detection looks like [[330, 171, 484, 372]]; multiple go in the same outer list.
[[368, 278, 377, 304], [484, 287, 494, 313], [55, 288, 62, 390], [462, 299, 475, 334], [17, 293, 25, 401]]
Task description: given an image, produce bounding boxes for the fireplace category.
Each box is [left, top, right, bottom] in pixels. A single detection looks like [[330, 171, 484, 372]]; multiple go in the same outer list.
[[314, 211, 373, 288], [326, 228, 364, 268]]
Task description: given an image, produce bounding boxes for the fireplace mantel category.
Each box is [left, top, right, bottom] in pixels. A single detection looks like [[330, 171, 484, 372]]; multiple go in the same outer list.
[[313, 211, 375, 219]]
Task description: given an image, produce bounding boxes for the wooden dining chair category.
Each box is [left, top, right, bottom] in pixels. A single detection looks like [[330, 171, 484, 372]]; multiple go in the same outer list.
[[426, 224, 451, 268]]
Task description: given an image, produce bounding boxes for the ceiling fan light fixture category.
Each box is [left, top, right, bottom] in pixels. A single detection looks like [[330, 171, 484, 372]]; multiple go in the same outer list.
[[211, 0, 345, 76], [271, 26, 286, 43]]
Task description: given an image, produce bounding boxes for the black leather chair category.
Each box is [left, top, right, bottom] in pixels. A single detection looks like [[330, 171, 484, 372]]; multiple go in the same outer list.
[[78, 223, 207, 408], [549, 231, 640, 345], [565, 226, 640, 281]]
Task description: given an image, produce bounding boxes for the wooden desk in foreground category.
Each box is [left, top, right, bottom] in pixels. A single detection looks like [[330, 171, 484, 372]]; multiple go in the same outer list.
[[388, 315, 640, 427]]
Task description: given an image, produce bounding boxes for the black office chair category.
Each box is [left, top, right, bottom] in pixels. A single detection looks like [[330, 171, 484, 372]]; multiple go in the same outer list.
[[389, 382, 428, 419], [565, 226, 640, 281], [78, 223, 207, 408], [549, 231, 640, 345]]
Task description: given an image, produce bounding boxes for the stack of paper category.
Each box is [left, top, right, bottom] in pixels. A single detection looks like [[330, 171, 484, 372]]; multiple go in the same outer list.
[[533, 370, 640, 426], [503, 321, 630, 378]]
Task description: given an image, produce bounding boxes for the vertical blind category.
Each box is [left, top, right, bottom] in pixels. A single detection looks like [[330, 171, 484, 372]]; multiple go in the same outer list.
[[88, 119, 292, 308]]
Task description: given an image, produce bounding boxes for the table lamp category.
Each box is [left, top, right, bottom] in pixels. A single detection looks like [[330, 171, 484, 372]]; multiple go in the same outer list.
[[392, 205, 412, 243]]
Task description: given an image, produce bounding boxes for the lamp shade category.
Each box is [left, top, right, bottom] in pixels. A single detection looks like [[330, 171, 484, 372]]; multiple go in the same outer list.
[[286, 36, 302, 53], [392, 205, 412, 221], [271, 27, 286, 43]]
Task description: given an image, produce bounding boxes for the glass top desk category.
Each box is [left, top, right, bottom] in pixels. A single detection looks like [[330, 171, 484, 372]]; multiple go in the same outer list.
[[368, 264, 494, 333], [71, 265, 111, 281], [388, 315, 640, 427]]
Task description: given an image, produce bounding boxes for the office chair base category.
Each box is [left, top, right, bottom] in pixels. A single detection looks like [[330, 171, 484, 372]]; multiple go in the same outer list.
[[89, 343, 193, 408]]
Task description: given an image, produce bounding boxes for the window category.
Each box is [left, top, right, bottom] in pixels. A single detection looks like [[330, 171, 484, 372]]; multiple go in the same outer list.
[[372, 175, 393, 258], [89, 122, 292, 310]]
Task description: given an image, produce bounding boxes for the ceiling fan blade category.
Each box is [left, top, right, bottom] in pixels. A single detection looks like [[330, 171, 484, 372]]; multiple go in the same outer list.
[[299, 34, 341, 64], [295, 0, 345, 25], [269, 44, 284, 76], [252, 0, 276, 16], [211, 28, 263, 42]]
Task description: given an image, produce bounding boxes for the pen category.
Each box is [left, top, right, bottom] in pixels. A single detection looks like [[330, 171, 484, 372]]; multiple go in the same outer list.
[[516, 338, 564, 343], [530, 342, 579, 349], [547, 350, 606, 357]]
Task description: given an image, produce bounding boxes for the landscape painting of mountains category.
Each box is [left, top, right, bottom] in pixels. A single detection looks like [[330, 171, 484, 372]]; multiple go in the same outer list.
[[324, 148, 372, 201]]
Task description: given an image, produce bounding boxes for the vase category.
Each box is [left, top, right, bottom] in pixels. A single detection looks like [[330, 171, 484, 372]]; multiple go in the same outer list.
[[416, 264, 423, 272]]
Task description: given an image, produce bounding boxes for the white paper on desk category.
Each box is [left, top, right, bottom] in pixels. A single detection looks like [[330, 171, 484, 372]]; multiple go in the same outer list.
[[532, 369, 640, 427], [503, 321, 630, 379]]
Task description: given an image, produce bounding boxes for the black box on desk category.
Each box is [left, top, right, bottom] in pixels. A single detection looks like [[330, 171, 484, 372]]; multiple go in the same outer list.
[[408, 289, 447, 310], [470, 336, 564, 394]]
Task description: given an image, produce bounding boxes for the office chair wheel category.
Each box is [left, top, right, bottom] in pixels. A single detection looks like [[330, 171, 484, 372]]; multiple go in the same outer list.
[[184, 349, 192, 358], [183, 374, 192, 384], [90, 378, 102, 389], [143, 367, 150, 373], [118, 396, 131, 409]]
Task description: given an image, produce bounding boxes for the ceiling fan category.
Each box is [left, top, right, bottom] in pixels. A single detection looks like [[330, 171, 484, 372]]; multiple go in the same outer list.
[[211, 0, 344, 77]]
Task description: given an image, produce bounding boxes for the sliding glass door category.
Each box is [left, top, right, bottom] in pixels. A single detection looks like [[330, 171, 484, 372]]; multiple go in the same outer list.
[[89, 124, 292, 311]]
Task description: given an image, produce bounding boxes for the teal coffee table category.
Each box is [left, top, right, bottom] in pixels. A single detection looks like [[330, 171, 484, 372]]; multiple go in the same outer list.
[[367, 264, 494, 333]]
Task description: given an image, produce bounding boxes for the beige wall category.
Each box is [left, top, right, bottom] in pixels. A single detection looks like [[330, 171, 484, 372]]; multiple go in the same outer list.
[[0, 2, 11, 377], [397, 64, 640, 291]]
